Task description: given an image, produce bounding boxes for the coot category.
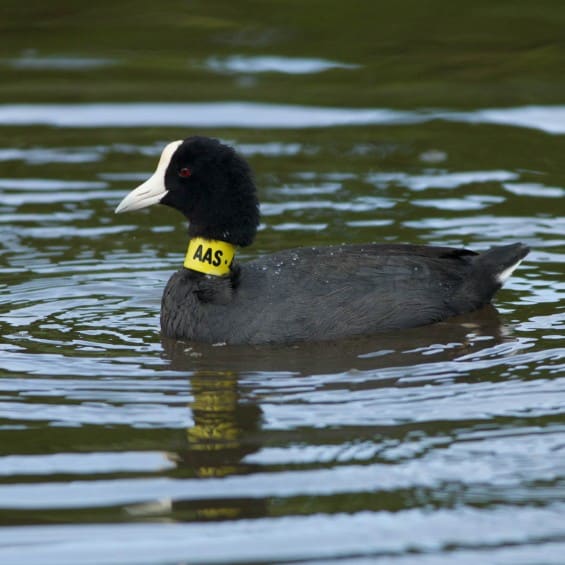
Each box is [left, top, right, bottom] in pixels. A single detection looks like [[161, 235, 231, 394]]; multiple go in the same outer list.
[[115, 136, 529, 344]]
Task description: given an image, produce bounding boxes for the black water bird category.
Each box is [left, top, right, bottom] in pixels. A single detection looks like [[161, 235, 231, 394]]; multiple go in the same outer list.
[[115, 136, 529, 344]]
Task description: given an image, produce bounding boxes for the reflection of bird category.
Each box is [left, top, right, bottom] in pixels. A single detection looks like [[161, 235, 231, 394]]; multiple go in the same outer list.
[[171, 370, 262, 479], [115, 136, 529, 344], [127, 370, 265, 522]]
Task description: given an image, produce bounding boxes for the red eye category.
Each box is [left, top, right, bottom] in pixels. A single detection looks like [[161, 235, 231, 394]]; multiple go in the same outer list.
[[179, 167, 191, 178]]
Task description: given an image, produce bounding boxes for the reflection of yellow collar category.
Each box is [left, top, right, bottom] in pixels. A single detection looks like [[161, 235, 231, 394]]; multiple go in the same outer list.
[[184, 237, 236, 276]]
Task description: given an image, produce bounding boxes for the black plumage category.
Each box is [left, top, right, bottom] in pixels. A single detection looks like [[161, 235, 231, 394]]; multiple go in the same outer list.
[[115, 136, 529, 345]]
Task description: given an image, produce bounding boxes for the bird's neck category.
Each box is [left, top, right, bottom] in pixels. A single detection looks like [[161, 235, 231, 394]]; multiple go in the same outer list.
[[183, 237, 236, 276]]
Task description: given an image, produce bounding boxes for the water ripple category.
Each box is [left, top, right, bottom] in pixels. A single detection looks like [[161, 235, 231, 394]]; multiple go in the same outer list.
[[0, 505, 563, 564], [2, 103, 565, 132]]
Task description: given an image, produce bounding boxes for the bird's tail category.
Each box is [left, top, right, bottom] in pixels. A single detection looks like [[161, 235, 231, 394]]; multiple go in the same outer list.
[[474, 242, 530, 286], [451, 242, 530, 312]]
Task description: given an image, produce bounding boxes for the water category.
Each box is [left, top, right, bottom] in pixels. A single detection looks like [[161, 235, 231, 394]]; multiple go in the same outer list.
[[1, 2, 565, 563]]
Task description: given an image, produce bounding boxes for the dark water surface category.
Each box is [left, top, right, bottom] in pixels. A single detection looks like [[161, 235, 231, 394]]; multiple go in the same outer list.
[[1, 2, 564, 563]]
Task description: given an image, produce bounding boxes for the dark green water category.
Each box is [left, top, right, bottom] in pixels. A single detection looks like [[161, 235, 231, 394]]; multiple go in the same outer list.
[[0, 2, 564, 563]]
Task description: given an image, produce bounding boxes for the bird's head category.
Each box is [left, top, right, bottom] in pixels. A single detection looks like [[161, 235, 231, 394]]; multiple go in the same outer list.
[[115, 136, 260, 247]]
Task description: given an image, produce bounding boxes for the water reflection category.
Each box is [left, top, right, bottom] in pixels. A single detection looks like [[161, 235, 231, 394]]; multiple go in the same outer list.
[[124, 369, 265, 522], [179, 370, 261, 477]]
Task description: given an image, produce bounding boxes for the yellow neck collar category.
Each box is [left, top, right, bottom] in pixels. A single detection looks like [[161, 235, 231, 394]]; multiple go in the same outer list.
[[184, 237, 236, 276]]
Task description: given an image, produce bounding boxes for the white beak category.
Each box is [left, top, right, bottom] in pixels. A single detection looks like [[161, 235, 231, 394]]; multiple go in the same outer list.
[[115, 140, 183, 213]]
